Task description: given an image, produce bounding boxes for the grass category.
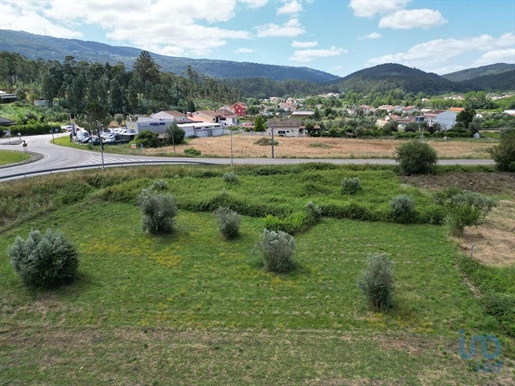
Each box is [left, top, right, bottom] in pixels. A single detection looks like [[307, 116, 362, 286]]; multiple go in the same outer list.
[[53, 133, 496, 159], [0, 150, 30, 166], [0, 165, 514, 385]]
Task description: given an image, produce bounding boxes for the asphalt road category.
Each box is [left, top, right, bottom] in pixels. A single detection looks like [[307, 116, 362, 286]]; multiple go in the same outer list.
[[0, 133, 495, 181]]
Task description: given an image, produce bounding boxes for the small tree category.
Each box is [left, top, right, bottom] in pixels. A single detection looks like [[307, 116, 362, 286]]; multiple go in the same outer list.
[[394, 140, 437, 175], [390, 194, 415, 223], [214, 206, 241, 239], [166, 121, 186, 151], [445, 191, 498, 237], [341, 177, 363, 195], [8, 229, 79, 288], [254, 116, 266, 132], [137, 189, 178, 234], [489, 129, 515, 172], [357, 253, 395, 311], [134, 130, 159, 148], [257, 229, 296, 273]]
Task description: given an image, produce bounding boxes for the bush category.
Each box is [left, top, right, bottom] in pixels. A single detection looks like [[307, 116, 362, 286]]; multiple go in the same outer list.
[[390, 194, 415, 223], [8, 229, 79, 288], [254, 137, 278, 146], [150, 179, 168, 191], [305, 201, 322, 222], [184, 147, 201, 156], [341, 177, 363, 195], [222, 172, 239, 184], [214, 206, 241, 239], [394, 140, 437, 175], [166, 123, 186, 145], [137, 189, 178, 234], [133, 130, 159, 148], [489, 129, 515, 172], [257, 229, 296, 273], [444, 191, 498, 237], [357, 253, 395, 311]]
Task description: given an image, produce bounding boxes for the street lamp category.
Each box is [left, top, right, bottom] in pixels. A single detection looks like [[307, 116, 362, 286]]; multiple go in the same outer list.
[[271, 123, 275, 159], [95, 120, 105, 170], [230, 127, 234, 166]]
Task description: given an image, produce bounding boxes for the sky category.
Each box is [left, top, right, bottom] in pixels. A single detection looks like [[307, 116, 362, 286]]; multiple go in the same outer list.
[[1, 0, 514, 77]]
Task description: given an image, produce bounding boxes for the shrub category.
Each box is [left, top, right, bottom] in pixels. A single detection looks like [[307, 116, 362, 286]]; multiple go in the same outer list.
[[254, 137, 278, 146], [444, 191, 498, 237], [256, 229, 296, 273], [222, 172, 239, 184], [357, 253, 395, 311], [489, 129, 515, 172], [184, 147, 201, 156], [166, 123, 186, 145], [8, 229, 79, 288], [305, 201, 322, 222], [150, 179, 168, 191], [214, 206, 241, 239], [137, 189, 178, 234], [341, 177, 363, 195], [394, 140, 437, 175], [390, 194, 415, 223], [133, 130, 159, 148]]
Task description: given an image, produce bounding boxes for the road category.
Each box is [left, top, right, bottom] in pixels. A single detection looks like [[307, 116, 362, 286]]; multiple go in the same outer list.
[[0, 134, 495, 181]]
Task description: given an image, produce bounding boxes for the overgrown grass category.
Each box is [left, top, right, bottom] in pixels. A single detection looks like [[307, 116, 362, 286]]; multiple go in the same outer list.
[[0, 150, 30, 166], [0, 164, 513, 385]]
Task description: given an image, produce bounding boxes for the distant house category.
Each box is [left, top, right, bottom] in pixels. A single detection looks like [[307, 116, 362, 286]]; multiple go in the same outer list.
[[402, 106, 419, 115], [151, 110, 189, 123], [267, 119, 304, 137], [378, 105, 402, 113], [189, 110, 238, 126], [291, 110, 315, 118], [448, 107, 465, 113], [421, 110, 458, 130], [215, 108, 239, 125], [233, 103, 247, 117]]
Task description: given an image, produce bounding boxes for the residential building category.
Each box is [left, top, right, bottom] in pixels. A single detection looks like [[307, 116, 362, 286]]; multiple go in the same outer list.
[[233, 102, 247, 117], [267, 119, 304, 137]]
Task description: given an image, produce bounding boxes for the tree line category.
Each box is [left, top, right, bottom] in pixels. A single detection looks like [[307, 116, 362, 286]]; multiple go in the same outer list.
[[0, 51, 242, 116]]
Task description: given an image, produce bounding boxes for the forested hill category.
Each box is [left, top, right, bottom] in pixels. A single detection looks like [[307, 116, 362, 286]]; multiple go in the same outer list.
[[443, 63, 515, 82], [335, 63, 464, 94], [0, 30, 340, 83]]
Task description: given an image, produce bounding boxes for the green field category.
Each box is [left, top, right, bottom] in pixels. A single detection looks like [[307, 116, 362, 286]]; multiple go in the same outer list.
[[1, 165, 514, 385], [0, 150, 30, 166]]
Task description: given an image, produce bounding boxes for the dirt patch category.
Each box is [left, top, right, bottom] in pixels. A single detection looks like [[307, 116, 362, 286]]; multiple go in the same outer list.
[[404, 173, 515, 267], [144, 135, 493, 159]]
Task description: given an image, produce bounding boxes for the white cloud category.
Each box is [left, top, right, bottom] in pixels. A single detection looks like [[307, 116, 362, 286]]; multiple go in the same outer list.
[[277, 0, 303, 15], [366, 33, 515, 73], [474, 49, 515, 66], [348, 0, 409, 18], [239, 0, 268, 8], [379, 9, 447, 29], [360, 32, 382, 39], [289, 46, 346, 63], [1, 0, 253, 57], [292, 40, 318, 48], [236, 48, 255, 53], [255, 18, 305, 37], [0, 2, 83, 39]]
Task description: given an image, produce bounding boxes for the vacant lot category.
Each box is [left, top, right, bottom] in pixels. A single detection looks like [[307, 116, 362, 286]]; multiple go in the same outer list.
[[0, 165, 513, 385], [144, 135, 495, 159]]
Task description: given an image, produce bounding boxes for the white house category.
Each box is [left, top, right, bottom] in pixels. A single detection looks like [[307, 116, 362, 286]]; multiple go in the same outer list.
[[422, 110, 457, 131], [178, 122, 224, 138], [266, 119, 305, 137]]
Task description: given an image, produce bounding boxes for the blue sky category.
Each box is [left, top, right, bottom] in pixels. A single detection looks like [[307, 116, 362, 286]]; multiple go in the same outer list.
[[1, 0, 514, 77]]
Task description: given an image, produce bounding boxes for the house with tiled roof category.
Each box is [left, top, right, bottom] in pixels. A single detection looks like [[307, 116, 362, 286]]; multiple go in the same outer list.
[[151, 110, 190, 123], [267, 118, 305, 137]]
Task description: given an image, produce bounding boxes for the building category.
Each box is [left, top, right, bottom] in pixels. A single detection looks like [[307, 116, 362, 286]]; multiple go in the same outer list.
[[233, 103, 247, 117], [266, 119, 304, 137], [151, 110, 189, 122]]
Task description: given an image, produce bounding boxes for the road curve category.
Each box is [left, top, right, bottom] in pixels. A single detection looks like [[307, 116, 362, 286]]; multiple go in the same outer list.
[[0, 134, 495, 181]]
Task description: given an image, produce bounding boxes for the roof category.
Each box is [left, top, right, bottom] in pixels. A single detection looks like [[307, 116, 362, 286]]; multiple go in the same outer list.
[[448, 107, 465, 113], [267, 118, 301, 128], [0, 117, 16, 126]]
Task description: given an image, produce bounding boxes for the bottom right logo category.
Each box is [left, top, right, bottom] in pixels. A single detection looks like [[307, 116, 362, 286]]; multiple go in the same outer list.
[[459, 330, 502, 373]]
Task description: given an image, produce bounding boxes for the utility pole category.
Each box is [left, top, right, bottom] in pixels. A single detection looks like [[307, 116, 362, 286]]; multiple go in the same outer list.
[[271, 124, 275, 159]]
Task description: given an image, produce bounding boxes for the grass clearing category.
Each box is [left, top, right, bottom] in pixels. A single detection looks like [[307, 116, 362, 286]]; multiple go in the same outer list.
[[0, 149, 30, 166], [54, 133, 495, 159], [0, 165, 514, 384]]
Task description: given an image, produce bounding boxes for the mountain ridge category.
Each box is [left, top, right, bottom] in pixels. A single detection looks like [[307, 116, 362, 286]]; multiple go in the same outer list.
[[0, 30, 340, 83]]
